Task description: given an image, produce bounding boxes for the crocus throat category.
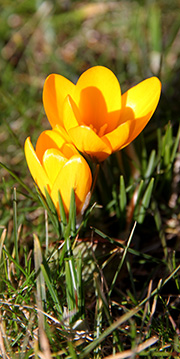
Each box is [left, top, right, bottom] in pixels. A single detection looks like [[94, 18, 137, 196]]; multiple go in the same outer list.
[[89, 123, 108, 137]]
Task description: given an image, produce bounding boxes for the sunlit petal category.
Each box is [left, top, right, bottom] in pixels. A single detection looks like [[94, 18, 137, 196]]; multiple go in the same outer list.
[[24, 137, 51, 195], [63, 95, 81, 132], [68, 125, 112, 162], [103, 77, 161, 152], [43, 149, 67, 183], [61, 143, 79, 159], [36, 130, 67, 163], [53, 124, 72, 143], [42, 66, 161, 163], [120, 77, 161, 124], [74, 66, 121, 132], [103, 116, 150, 152], [43, 73, 75, 128], [51, 155, 92, 214], [103, 121, 132, 152], [36, 129, 77, 163]]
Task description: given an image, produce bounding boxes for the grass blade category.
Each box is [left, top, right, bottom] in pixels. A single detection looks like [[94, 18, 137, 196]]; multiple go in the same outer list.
[[136, 178, 154, 224], [40, 263, 63, 319], [108, 222, 137, 298]]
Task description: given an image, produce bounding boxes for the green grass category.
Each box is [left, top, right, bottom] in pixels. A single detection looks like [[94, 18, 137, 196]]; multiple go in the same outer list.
[[0, 0, 180, 357]]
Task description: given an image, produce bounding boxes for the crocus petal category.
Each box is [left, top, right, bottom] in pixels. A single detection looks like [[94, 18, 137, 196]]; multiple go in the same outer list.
[[36, 129, 77, 163], [43, 149, 67, 183], [42, 67, 161, 163], [43, 73, 75, 128], [24, 137, 51, 195], [120, 77, 161, 124], [68, 125, 112, 162], [104, 77, 161, 152], [103, 121, 132, 152], [50, 126, 79, 158], [53, 124, 72, 143], [103, 117, 150, 152], [36, 130, 67, 163], [51, 155, 92, 214], [74, 66, 121, 133], [63, 95, 81, 132], [63, 94, 112, 161]]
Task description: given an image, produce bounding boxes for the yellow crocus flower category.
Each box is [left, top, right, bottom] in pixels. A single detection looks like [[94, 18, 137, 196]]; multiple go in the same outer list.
[[43, 66, 161, 162], [24, 129, 92, 217]]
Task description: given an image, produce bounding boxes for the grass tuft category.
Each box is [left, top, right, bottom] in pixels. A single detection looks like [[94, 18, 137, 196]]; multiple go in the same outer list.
[[0, 0, 180, 357]]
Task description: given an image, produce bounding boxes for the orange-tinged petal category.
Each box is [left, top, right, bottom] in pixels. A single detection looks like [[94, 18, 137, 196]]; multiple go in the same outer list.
[[120, 77, 161, 124], [103, 117, 150, 152], [123, 114, 155, 148], [104, 77, 161, 152], [103, 120, 132, 152], [24, 137, 51, 195], [42, 67, 161, 163], [68, 125, 112, 162], [74, 66, 121, 133], [61, 143, 79, 159], [63, 95, 81, 132], [36, 128, 78, 163], [43, 73, 75, 128], [53, 124, 72, 143], [51, 155, 92, 215], [36, 130, 67, 163], [51, 126, 79, 158], [43, 149, 67, 183]]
